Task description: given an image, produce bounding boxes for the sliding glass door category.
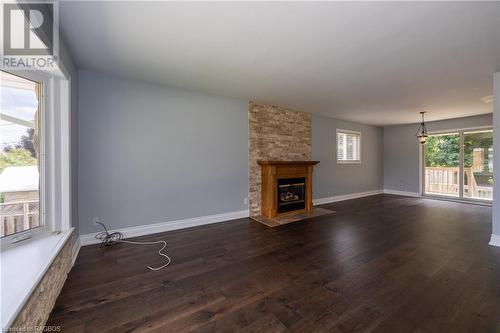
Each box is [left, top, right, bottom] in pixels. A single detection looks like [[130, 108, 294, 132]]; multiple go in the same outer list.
[[463, 130, 493, 200], [423, 128, 493, 201], [424, 133, 460, 197]]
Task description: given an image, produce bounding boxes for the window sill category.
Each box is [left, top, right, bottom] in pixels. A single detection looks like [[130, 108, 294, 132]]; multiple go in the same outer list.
[[337, 161, 361, 165], [1, 228, 73, 329]]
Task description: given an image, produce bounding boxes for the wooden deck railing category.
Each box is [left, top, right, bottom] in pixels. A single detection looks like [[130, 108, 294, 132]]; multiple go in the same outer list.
[[0, 200, 40, 237], [425, 167, 460, 196], [424, 167, 493, 199]]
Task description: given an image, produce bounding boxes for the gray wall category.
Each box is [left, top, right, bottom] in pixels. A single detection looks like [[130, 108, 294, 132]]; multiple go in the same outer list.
[[383, 114, 493, 193], [312, 115, 384, 198], [78, 70, 248, 235]]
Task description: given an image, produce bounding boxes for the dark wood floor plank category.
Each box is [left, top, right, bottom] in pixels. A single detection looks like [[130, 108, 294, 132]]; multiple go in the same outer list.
[[47, 194, 500, 332]]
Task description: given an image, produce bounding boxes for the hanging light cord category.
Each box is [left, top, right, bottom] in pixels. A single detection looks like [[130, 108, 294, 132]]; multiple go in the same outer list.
[[94, 221, 171, 271]]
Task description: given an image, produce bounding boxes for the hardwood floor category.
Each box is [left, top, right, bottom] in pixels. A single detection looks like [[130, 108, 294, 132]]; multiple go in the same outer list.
[[47, 194, 500, 332]]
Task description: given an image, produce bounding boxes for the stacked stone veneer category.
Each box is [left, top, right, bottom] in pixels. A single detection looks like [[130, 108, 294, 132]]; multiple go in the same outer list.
[[249, 101, 311, 216], [9, 237, 72, 332]]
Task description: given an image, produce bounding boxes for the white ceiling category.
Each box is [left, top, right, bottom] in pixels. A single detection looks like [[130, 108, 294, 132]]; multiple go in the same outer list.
[[60, 1, 500, 126]]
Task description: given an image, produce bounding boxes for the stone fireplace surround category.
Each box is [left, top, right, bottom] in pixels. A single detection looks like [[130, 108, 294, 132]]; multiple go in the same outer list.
[[248, 101, 312, 217]]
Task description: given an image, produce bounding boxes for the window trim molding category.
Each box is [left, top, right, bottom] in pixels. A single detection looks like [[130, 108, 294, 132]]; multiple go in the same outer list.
[[336, 129, 362, 164]]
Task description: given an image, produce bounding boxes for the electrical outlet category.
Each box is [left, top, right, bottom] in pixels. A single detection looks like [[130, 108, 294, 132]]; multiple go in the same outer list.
[[244, 197, 248, 205], [92, 217, 100, 226]]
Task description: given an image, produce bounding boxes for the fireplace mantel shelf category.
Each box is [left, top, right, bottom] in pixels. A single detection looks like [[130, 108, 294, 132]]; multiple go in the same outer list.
[[257, 160, 320, 166]]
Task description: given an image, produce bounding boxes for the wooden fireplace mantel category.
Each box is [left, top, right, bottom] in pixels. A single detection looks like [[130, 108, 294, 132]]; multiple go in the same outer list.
[[257, 160, 319, 218]]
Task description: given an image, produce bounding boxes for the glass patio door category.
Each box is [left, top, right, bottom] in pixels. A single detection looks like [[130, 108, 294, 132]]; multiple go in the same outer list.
[[423, 129, 493, 201], [424, 133, 460, 197], [463, 130, 493, 200]]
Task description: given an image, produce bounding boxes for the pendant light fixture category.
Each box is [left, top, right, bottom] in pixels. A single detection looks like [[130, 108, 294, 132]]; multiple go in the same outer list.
[[416, 111, 428, 144]]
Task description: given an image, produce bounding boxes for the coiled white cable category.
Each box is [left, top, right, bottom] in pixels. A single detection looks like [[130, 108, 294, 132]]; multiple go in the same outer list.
[[94, 221, 171, 271]]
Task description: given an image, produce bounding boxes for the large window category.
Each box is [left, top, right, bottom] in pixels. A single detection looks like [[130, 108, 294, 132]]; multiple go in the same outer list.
[[423, 129, 493, 201], [0, 71, 43, 237], [337, 129, 361, 164]]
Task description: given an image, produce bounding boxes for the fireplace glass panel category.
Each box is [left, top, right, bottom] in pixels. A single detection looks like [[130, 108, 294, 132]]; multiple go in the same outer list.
[[277, 177, 306, 213]]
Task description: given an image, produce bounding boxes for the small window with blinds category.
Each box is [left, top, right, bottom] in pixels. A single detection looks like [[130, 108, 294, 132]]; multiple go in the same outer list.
[[336, 129, 361, 164]]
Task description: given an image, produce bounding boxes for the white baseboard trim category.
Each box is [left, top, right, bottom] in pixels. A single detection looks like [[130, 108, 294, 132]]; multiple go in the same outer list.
[[383, 189, 422, 197], [79, 189, 423, 247], [313, 190, 383, 205], [489, 234, 500, 247], [80, 209, 249, 246]]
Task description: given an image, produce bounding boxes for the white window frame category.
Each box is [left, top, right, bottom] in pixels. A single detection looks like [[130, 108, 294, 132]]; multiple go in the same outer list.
[[1, 69, 71, 244], [336, 129, 362, 164]]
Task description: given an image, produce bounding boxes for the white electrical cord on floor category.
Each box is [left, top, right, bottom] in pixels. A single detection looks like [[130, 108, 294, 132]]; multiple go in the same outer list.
[[117, 239, 171, 271], [94, 221, 171, 271]]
